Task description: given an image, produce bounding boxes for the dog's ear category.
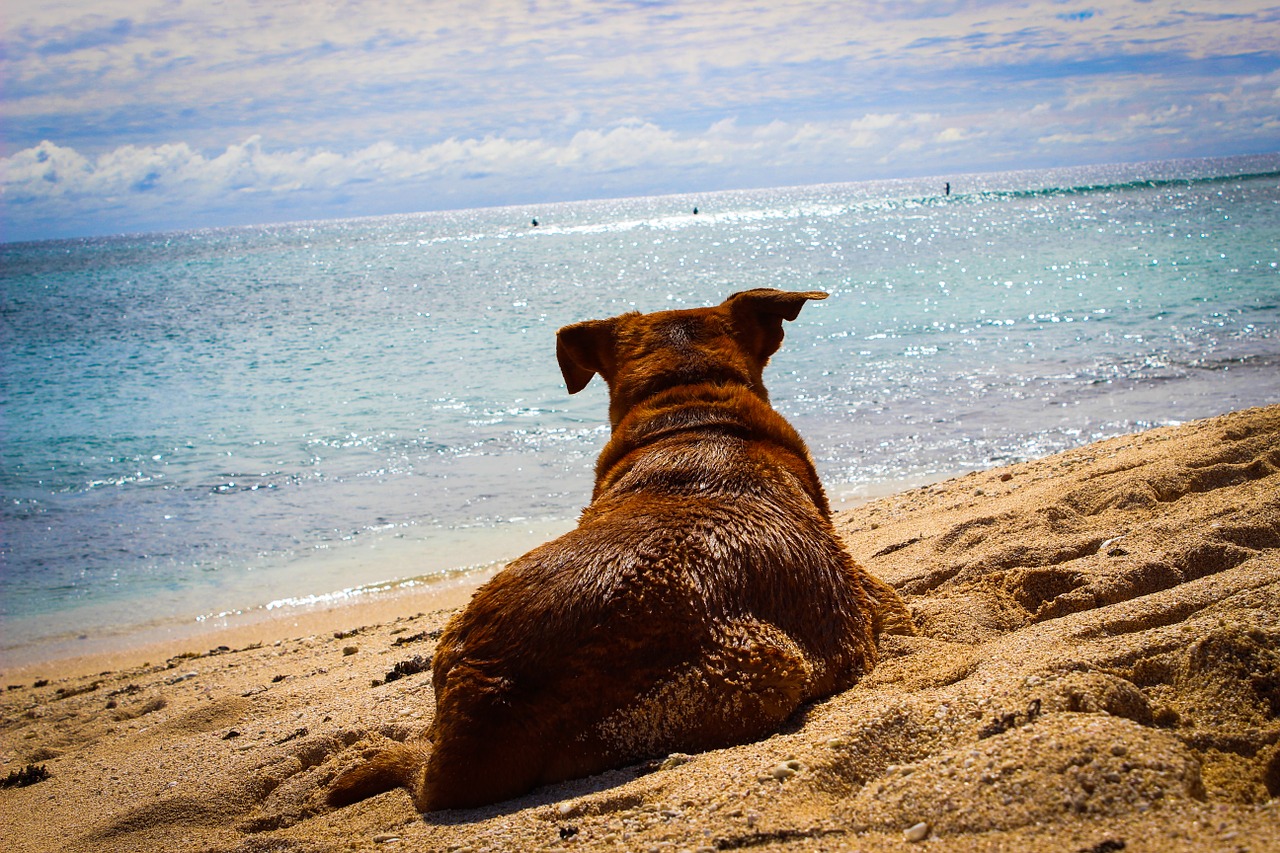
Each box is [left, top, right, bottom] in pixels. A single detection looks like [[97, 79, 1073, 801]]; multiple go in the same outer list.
[[726, 289, 828, 363], [556, 318, 618, 394]]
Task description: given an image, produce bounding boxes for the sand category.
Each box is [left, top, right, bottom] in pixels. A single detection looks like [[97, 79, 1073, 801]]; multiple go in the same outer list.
[[2, 404, 1278, 852]]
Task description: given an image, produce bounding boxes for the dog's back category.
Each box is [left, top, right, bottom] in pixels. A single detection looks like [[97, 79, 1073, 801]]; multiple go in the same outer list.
[[329, 289, 912, 811]]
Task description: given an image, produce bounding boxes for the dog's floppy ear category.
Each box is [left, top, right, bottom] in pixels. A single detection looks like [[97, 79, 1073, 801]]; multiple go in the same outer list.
[[556, 318, 619, 394], [726, 289, 828, 363]]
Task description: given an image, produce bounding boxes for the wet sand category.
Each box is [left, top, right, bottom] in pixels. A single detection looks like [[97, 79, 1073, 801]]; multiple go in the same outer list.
[[2, 405, 1277, 852]]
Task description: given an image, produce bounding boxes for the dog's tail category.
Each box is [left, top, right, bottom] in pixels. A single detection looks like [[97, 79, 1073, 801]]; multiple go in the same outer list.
[[327, 740, 429, 808]]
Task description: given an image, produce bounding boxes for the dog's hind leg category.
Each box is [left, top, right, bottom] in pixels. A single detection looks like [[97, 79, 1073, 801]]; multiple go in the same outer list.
[[709, 618, 817, 722], [328, 728, 546, 813], [580, 619, 815, 762], [860, 570, 917, 638], [327, 740, 429, 808], [415, 716, 554, 810]]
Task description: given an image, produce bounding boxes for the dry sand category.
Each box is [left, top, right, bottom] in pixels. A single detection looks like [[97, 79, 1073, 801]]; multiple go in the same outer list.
[[3, 405, 1278, 852]]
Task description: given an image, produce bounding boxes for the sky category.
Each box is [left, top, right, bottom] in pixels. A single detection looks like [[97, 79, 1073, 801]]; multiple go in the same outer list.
[[3, 0, 1279, 242]]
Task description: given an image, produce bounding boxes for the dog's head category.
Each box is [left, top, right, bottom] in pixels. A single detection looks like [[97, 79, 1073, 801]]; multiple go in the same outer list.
[[556, 289, 828, 426]]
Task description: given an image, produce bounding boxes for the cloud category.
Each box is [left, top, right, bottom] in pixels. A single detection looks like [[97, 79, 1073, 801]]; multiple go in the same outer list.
[[0, 125, 748, 210], [32, 16, 139, 57], [8, 1, 1277, 150], [4, 1, 1280, 240], [935, 127, 986, 144], [0, 115, 932, 233], [5, 55, 1278, 241]]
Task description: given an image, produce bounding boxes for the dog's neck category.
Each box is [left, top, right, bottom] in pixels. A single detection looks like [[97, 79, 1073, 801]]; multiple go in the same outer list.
[[589, 383, 831, 515], [622, 399, 752, 446]]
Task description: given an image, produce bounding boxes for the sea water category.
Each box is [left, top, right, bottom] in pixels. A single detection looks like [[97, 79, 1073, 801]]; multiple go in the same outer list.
[[2, 154, 1278, 662]]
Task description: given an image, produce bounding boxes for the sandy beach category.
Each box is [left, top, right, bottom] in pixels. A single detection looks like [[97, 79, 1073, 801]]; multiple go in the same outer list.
[[2, 404, 1277, 852]]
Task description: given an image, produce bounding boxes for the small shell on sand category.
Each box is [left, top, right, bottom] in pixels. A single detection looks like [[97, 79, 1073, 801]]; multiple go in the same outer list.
[[904, 821, 930, 842]]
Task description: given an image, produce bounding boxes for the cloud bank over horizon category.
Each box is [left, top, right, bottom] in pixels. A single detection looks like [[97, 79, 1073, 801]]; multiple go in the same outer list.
[[4, 1, 1279, 241]]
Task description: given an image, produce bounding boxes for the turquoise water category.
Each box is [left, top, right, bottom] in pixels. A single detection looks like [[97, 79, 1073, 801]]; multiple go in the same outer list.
[[3, 154, 1278, 659]]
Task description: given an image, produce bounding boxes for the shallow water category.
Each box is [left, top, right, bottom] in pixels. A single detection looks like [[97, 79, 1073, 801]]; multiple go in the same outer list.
[[2, 154, 1278, 658]]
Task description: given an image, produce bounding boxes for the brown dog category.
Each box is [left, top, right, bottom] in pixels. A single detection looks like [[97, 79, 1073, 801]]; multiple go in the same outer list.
[[328, 288, 912, 811]]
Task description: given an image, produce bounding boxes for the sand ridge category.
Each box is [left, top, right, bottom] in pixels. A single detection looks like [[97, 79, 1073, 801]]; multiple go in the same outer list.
[[2, 405, 1278, 851]]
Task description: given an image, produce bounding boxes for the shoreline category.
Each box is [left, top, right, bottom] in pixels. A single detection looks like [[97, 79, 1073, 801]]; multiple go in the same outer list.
[[1, 404, 1277, 852], [0, 473, 950, 681], [0, 565, 501, 683], [0, 514, 578, 677]]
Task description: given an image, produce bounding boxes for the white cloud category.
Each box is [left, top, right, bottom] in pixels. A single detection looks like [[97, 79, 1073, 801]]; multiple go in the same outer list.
[[3, 141, 94, 200], [6, 65, 1275, 237], [1, 115, 951, 216], [8, 0, 1276, 141], [935, 126, 986, 144], [4, 1, 1279, 239], [1036, 131, 1117, 146]]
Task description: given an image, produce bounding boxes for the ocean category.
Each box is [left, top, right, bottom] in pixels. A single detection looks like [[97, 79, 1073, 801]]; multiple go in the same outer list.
[[3, 154, 1278, 665]]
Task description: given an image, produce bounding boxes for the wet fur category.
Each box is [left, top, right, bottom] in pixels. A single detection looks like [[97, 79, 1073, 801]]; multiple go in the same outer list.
[[328, 289, 913, 811]]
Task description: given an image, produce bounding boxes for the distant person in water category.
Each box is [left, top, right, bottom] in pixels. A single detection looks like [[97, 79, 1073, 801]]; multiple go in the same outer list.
[[944, 183, 950, 196], [532, 218, 539, 227], [693, 206, 698, 215]]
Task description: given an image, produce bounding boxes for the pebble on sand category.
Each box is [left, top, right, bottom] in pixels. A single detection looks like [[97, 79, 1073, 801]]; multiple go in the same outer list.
[[761, 759, 803, 782]]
